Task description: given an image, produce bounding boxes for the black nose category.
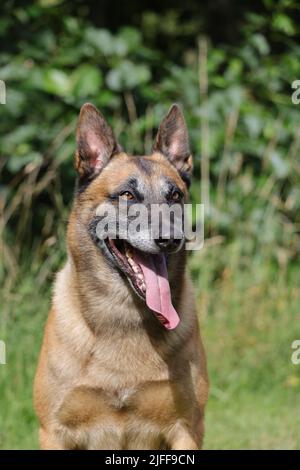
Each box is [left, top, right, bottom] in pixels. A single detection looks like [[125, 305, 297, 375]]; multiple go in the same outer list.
[[155, 238, 181, 252]]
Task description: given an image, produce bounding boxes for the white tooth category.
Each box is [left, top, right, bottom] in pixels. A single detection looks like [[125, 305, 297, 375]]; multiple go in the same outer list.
[[132, 265, 139, 273], [126, 245, 132, 255], [137, 273, 143, 280], [141, 284, 146, 292]]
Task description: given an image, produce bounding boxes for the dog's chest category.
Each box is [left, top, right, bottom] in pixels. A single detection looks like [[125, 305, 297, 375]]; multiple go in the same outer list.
[[77, 329, 171, 388], [53, 309, 191, 449], [58, 375, 190, 450]]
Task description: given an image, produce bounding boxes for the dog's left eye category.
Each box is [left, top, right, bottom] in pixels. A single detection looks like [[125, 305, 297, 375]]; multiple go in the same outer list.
[[171, 190, 182, 201], [120, 191, 135, 200]]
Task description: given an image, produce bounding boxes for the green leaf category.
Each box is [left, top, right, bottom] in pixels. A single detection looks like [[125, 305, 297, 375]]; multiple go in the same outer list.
[[6, 152, 42, 173], [272, 13, 295, 36], [71, 65, 102, 98], [42, 69, 72, 96], [250, 34, 270, 55], [270, 151, 290, 178], [106, 61, 151, 91]]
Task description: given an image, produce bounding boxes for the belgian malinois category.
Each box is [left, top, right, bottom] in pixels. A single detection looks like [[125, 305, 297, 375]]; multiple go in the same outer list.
[[34, 103, 208, 450]]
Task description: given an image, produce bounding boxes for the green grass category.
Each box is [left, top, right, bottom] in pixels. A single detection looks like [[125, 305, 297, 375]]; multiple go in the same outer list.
[[0, 242, 300, 449]]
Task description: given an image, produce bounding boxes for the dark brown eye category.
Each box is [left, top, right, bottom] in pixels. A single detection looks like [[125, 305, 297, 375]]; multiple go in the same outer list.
[[120, 191, 135, 200], [171, 190, 182, 201]]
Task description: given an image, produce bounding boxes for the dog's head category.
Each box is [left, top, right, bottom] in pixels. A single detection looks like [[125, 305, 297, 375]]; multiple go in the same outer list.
[[71, 103, 193, 329]]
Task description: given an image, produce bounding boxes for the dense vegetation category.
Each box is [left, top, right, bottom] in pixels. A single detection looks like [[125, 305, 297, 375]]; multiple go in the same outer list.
[[0, 0, 300, 449]]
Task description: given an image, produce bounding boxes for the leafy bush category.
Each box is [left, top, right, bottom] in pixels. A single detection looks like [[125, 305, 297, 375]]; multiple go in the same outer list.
[[1, 0, 300, 284]]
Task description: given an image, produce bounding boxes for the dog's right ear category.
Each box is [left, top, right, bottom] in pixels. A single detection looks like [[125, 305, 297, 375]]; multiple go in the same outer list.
[[75, 103, 122, 180], [153, 104, 193, 182]]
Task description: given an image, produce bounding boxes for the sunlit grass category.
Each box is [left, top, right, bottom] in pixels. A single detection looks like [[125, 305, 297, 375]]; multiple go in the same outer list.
[[193, 243, 300, 449], [0, 243, 299, 449]]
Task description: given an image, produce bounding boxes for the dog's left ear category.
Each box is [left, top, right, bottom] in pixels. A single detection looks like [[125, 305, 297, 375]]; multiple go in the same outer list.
[[75, 103, 122, 180], [153, 104, 193, 179]]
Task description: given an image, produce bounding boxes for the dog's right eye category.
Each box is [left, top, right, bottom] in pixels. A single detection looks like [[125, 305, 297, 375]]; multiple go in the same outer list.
[[120, 191, 135, 201]]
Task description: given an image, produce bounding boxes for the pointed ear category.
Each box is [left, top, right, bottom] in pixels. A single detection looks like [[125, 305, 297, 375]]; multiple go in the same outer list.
[[74, 103, 122, 180], [153, 104, 193, 179]]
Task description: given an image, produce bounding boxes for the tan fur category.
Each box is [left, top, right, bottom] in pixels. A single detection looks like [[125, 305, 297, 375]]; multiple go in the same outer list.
[[34, 151, 209, 450]]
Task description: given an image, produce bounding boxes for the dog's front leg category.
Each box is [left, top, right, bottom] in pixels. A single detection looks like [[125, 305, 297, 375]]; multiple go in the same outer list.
[[167, 422, 199, 450], [39, 427, 65, 450]]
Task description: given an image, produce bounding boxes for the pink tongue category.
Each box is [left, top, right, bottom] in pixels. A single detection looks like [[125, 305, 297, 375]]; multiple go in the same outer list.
[[132, 251, 180, 330]]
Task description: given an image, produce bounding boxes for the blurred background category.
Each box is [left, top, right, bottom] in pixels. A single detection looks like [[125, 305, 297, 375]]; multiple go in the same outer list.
[[1, 0, 300, 449]]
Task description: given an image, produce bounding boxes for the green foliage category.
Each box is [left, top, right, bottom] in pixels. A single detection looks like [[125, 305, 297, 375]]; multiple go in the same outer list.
[[1, 1, 300, 283]]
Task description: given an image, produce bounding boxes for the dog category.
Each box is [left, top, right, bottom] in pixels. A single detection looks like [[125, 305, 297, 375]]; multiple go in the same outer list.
[[34, 102, 209, 450]]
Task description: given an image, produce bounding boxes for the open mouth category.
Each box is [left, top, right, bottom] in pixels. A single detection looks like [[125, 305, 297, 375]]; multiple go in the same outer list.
[[103, 238, 180, 330], [105, 238, 146, 299]]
